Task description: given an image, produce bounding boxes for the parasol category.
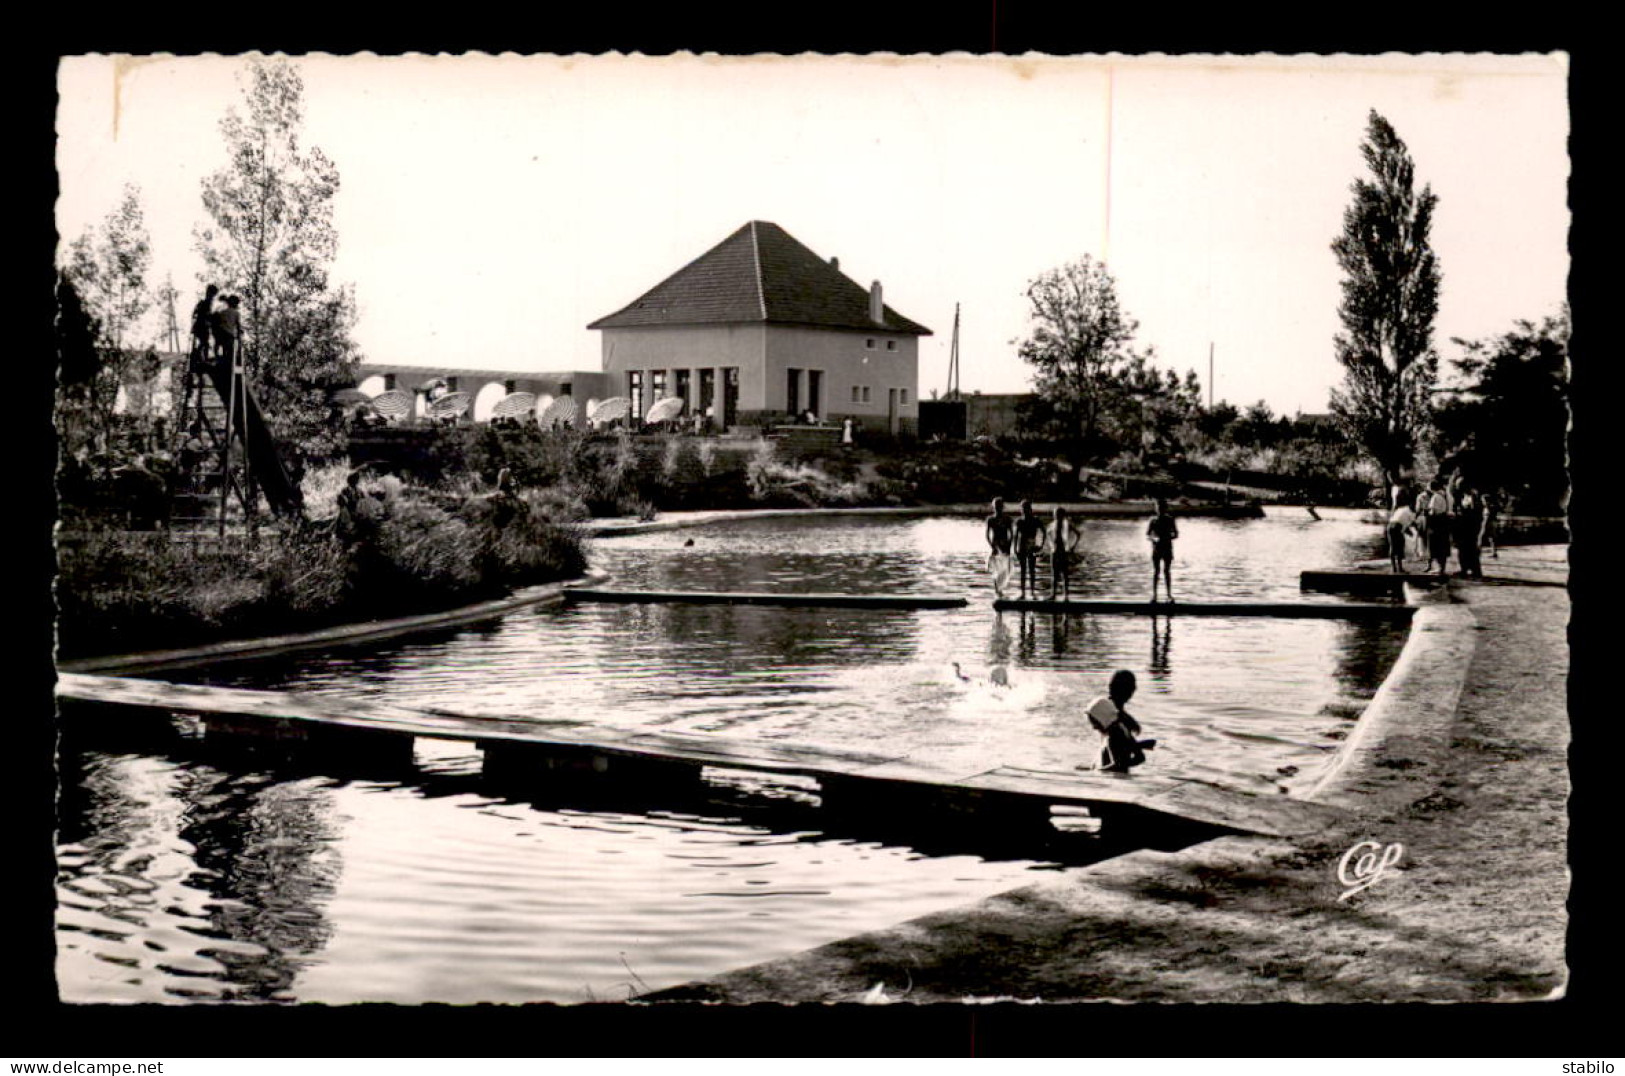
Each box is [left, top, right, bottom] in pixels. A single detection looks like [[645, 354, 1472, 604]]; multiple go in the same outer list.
[[590, 396, 631, 424], [429, 391, 471, 420], [539, 395, 578, 427], [531, 394, 555, 424], [369, 389, 414, 419], [645, 396, 685, 424], [330, 387, 371, 406], [491, 391, 537, 420]]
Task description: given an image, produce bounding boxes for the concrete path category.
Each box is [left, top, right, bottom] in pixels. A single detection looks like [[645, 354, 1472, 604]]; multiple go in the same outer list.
[[650, 544, 1571, 1004]]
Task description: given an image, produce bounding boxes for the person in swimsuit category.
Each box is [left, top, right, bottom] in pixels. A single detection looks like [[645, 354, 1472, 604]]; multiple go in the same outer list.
[[1084, 669, 1154, 774], [1014, 499, 1045, 600], [1049, 505, 1077, 602], [985, 497, 1015, 599], [1147, 498, 1179, 603]]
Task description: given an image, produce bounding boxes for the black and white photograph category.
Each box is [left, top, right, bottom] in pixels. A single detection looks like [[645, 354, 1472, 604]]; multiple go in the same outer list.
[[48, 51, 1574, 1015]]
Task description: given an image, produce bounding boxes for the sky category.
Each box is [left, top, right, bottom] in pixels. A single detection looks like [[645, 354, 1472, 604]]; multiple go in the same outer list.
[[55, 52, 1570, 417]]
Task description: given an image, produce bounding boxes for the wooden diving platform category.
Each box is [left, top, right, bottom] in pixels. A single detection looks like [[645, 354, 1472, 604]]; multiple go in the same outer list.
[[993, 597, 1411, 619], [1300, 569, 1442, 597], [564, 588, 968, 610], [56, 672, 1345, 839]]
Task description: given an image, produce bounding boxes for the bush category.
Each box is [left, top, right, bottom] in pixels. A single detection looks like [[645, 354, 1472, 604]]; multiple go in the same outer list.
[[55, 473, 591, 659]]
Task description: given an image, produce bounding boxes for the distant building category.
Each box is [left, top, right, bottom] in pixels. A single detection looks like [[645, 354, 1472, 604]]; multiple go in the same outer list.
[[356, 363, 616, 422], [587, 220, 932, 434], [919, 392, 1033, 440]]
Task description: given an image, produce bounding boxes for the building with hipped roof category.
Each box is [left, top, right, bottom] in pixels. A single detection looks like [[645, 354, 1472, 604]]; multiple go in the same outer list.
[[587, 220, 932, 434]]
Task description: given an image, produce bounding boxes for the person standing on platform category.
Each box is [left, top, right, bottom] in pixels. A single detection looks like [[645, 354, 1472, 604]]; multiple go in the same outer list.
[[1049, 505, 1078, 602], [1014, 499, 1045, 601], [1147, 498, 1179, 603], [985, 497, 1015, 599], [190, 284, 218, 368], [212, 294, 242, 368]]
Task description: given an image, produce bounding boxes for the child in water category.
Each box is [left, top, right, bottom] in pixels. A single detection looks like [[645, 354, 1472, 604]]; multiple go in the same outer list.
[[1084, 669, 1156, 774]]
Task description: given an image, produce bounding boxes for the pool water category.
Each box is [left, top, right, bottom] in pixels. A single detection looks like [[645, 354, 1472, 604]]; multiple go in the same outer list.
[[56, 509, 1403, 1004]]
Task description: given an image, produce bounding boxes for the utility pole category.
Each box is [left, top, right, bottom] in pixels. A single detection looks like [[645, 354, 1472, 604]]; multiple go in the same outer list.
[[946, 303, 961, 401], [1208, 341, 1214, 410], [164, 279, 180, 354]]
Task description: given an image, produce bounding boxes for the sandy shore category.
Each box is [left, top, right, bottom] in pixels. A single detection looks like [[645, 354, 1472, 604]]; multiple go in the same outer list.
[[650, 544, 1571, 1004]]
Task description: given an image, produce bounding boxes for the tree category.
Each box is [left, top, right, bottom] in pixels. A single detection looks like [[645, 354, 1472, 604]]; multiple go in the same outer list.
[[60, 183, 155, 440], [1431, 310, 1569, 515], [55, 273, 104, 460], [1101, 354, 1204, 460], [1329, 110, 1442, 488], [1016, 256, 1145, 463], [195, 57, 359, 464]]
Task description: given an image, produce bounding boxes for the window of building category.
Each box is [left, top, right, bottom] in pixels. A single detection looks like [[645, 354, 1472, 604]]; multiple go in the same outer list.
[[865, 338, 876, 350], [505, 380, 517, 394], [651, 370, 667, 400], [861, 386, 872, 403], [900, 388, 909, 405], [445, 377, 460, 392], [851, 386, 860, 403], [383, 374, 396, 391], [886, 340, 897, 352], [560, 382, 572, 396]]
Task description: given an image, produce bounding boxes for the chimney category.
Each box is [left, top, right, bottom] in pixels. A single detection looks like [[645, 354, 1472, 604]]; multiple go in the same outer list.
[[869, 280, 884, 323], [829, 256, 839, 271]]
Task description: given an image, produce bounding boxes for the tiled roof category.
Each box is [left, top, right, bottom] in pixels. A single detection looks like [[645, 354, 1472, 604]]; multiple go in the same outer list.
[[587, 221, 932, 336]]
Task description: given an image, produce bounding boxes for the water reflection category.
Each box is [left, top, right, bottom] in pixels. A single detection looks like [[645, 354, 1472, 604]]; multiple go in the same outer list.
[[56, 746, 342, 1002], [58, 512, 1407, 1003], [1149, 615, 1173, 680], [173, 767, 341, 999]]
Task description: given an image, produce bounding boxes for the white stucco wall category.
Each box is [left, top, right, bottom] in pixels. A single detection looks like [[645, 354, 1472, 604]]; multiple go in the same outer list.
[[599, 324, 768, 415], [763, 325, 919, 422], [597, 322, 919, 425]]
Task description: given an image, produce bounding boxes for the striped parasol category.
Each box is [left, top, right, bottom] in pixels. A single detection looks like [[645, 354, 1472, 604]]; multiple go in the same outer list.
[[330, 387, 371, 406], [491, 391, 537, 420], [539, 395, 577, 427], [429, 391, 471, 420], [531, 393, 555, 424], [590, 396, 631, 424], [369, 389, 414, 419], [645, 395, 685, 424]]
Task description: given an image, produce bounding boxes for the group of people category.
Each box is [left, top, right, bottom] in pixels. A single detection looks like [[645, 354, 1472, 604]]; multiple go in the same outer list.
[[189, 284, 244, 369], [1385, 472, 1499, 579], [984, 497, 1181, 603]]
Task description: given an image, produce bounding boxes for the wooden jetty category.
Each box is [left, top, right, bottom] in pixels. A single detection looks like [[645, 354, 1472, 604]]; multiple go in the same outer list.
[[1299, 569, 1440, 598], [55, 672, 1345, 840], [993, 597, 1411, 619], [565, 588, 968, 610]]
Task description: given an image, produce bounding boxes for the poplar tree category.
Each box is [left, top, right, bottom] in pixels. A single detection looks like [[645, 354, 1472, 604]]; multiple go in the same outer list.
[[1329, 110, 1442, 487], [195, 56, 359, 464]]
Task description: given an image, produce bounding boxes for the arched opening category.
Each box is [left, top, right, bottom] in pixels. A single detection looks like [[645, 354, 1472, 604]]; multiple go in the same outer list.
[[472, 381, 509, 422]]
